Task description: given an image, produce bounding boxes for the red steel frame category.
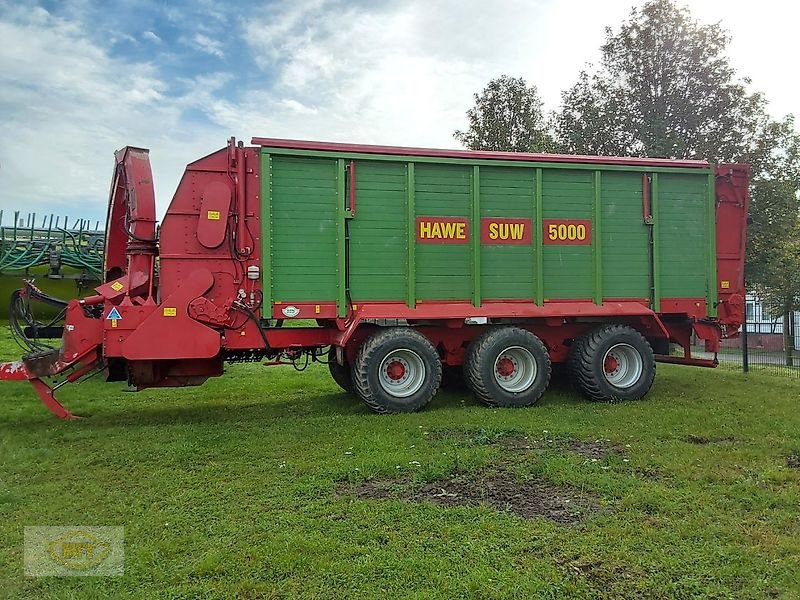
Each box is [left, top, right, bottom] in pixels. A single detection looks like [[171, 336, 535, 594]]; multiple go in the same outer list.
[[0, 138, 750, 418]]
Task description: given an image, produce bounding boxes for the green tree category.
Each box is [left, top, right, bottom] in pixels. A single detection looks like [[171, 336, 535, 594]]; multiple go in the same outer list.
[[553, 0, 769, 162], [553, 0, 800, 361], [454, 76, 553, 152], [746, 121, 800, 363]]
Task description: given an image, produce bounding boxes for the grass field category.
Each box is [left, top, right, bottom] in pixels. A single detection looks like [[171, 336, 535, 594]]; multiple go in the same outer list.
[[1, 327, 799, 599]]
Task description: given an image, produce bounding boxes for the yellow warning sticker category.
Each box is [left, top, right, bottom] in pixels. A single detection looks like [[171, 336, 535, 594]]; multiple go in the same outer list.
[[163, 307, 177, 317], [111, 320, 118, 328], [721, 280, 730, 289], [110, 281, 124, 292], [207, 210, 221, 221]]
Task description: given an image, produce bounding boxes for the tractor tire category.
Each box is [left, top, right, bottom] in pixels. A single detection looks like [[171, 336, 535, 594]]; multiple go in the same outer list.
[[569, 325, 655, 402], [328, 348, 353, 393], [463, 327, 551, 407], [352, 328, 441, 414]]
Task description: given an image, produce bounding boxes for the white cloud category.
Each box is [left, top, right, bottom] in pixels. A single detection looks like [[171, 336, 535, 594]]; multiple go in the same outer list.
[[142, 30, 161, 43], [0, 6, 226, 221], [192, 33, 224, 58], [0, 0, 797, 225]]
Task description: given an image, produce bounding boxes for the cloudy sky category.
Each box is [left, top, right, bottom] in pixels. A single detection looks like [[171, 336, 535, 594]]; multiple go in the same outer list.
[[0, 0, 797, 223]]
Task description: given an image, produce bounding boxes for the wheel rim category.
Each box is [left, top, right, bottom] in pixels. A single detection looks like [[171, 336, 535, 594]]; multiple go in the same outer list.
[[378, 349, 426, 398], [493, 346, 537, 393], [602, 343, 643, 389]]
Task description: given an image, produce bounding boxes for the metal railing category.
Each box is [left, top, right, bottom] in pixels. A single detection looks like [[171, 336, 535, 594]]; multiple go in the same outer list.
[[0, 211, 104, 281]]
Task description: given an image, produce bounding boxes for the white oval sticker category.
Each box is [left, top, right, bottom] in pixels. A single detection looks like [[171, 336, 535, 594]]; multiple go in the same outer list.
[[281, 305, 300, 318]]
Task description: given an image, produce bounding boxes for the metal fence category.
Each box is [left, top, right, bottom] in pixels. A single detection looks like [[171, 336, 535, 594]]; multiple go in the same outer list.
[[693, 295, 800, 378]]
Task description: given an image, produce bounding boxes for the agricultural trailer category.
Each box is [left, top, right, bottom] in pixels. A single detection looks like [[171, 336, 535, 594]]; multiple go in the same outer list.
[[0, 138, 750, 418]]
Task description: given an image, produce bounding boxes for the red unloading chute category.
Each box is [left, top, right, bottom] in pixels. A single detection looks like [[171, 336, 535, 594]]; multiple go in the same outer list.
[[0, 146, 160, 418]]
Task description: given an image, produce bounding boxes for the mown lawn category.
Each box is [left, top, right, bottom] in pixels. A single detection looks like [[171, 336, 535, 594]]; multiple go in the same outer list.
[[0, 327, 799, 599]]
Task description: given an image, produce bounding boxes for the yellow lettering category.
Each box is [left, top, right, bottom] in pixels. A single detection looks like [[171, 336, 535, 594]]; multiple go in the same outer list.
[[441, 222, 457, 238], [419, 221, 431, 238], [510, 223, 524, 240], [489, 222, 498, 240], [431, 222, 442, 238], [498, 223, 508, 240], [456, 222, 466, 239]]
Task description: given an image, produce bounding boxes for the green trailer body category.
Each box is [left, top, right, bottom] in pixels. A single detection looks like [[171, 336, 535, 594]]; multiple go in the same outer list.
[[260, 148, 717, 318]]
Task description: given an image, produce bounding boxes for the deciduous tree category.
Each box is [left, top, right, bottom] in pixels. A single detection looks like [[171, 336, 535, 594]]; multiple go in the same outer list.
[[454, 76, 553, 152]]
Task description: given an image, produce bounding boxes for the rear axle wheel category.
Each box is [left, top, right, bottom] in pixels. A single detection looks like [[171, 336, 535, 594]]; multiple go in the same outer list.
[[569, 325, 655, 402], [352, 328, 441, 413], [464, 327, 551, 407]]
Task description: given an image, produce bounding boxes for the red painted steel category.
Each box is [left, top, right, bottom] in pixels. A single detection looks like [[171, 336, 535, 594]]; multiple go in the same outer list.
[[197, 181, 232, 248], [714, 163, 751, 333], [641, 173, 652, 223], [415, 216, 470, 244], [655, 355, 718, 368], [348, 160, 356, 215], [251, 137, 710, 168], [542, 219, 593, 245], [480, 218, 532, 245]]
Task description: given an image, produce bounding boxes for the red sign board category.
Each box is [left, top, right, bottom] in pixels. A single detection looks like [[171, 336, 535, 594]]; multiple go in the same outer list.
[[480, 218, 532, 245], [416, 217, 469, 244], [542, 219, 592, 245]]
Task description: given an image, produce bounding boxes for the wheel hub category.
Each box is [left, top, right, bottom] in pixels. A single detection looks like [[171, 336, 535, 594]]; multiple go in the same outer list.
[[602, 343, 643, 389], [378, 349, 425, 398], [386, 360, 406, 381], [496, 356, 516, 378], [492, 346, 537, 393], [604, 355, 620, 375]]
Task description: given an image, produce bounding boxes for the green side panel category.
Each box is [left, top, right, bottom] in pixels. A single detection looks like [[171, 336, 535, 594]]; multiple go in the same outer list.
[[414, 163, 471, 301], [269, 156, 338, 302], [348, 160, 407, 301], [600, 172, 650, 299], [657, 173, 708, 298], [479, 167, 536, 300], [541, 169, 594, 299]]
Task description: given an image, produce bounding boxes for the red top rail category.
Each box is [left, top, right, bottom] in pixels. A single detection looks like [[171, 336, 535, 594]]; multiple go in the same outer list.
[[251, 137, 710, 169]]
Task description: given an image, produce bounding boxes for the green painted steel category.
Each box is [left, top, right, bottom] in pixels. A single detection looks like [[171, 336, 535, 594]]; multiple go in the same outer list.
[[593, 171, 602, 305], [414, 163, 472, 301], [480, 166, 536, 301], [336, 159, 346, 317], [269, 156, 339, 303], [651, 173, 662, 312], [534, 168, 544, 305], [657, 173, 709, 300], [406, 163, 416, 307], [706, 170, 718, 316], [259, 147, 717, 313], [602, 172, 650, 300], [261, 153, 273, 311], [471, 166, 481, 307], [262, 146, 707, 174], [347, 161, 408, 302], [542, 169, 594, 299]]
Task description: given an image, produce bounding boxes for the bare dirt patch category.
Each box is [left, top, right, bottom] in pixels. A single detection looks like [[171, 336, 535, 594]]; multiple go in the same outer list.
[[501, 436, 618, 460], [427, 428, 622, 461], [685, 434, 738, 445], [787, 455, 800, 470], [338, 471, 600, 524]]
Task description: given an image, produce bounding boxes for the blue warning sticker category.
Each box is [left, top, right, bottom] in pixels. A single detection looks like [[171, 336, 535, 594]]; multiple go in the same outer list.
[[107, 307, 122, 320]]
